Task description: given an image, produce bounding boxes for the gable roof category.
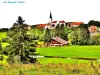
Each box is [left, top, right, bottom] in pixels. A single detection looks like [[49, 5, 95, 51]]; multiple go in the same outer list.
[[69, 22, 83, 26], [52, 21, 57, 23], [36, 24, 49, 28], [59, 20, 65, 23], [52, 37, 68, 44]]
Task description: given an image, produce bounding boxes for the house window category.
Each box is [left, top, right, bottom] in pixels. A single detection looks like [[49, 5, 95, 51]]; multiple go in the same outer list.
[[52, 24, 55, 27]]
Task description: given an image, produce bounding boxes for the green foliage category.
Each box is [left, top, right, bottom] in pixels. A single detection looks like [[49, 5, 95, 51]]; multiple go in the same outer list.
[[27, 28, 44, 39], [0, 55, 8, 65], [0, 43, 2, 53], [51, 24, 70, 40], [37, 42, 44, 45], [44, 28, 51, 42], [89, 35, 100, 45], [0, 32, 7, 41], [88, 20, 100, 27], [68, 28, 79, 45], [4, 16, 37, 64], [0, 42, 8, 65], [68, 24, 90, 45], [78, 24, 90, 45], [55, 24, 62, 37]]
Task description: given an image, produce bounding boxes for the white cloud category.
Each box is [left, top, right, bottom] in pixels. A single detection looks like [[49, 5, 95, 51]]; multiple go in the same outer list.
[[0, 0, 100, 28]]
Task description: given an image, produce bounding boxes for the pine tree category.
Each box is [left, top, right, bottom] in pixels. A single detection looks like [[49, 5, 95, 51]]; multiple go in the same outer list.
[[44, 28, 51, 42], [5, 16, 37, 64], [44, 28, 51, 46], [16, 16, 25, 25]]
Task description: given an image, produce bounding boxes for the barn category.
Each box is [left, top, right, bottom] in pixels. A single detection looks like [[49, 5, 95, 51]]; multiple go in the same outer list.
[[50, 37, 68, 46]]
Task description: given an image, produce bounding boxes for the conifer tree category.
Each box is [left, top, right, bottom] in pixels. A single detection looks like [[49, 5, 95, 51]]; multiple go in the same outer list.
[[5, 16, 37, 64], [44, 28, 51, 46]]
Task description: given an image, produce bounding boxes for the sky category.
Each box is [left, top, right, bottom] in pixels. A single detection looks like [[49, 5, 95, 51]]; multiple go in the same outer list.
[[0, 0, 100, 28]]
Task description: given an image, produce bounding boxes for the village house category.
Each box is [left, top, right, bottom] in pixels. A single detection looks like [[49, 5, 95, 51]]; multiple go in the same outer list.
[[36, 24, 49, 28], [89, 25, 97, 33], [67, 22, 84, 27], [23, 24, 31, 30], [50, 36, 68, 46], [35, 12, 84, 29], [88, 25, 100, 36]]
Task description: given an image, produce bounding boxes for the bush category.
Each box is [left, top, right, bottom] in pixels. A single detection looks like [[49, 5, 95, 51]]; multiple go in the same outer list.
[[2, 38, 9, 42], [88, 39, 100, 45], [0, 55, 8, 65]]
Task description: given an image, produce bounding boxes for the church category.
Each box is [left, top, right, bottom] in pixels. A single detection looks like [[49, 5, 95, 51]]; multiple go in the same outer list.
[[36, 11, 83, 29], [36, 11, 66, 29]]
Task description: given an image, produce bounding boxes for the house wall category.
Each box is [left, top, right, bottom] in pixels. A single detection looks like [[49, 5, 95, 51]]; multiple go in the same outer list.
[[51, 40, 60, 44], [89, 26, 97, 33]]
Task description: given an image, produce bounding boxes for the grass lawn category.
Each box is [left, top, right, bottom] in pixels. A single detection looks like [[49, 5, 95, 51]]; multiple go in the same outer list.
[[37, 46, 100, 59], [0, 32, 7, 40]]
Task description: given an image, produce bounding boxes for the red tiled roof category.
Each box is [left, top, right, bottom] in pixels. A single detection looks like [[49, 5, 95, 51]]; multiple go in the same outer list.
[[71, 22, 83, 26], [36, 24, 49, 28], [59, 20, 65, 23], [52, 21, 57, 23], [52, 36, 68, 44]]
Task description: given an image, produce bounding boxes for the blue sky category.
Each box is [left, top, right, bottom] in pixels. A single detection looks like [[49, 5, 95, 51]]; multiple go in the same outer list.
[[0, 0, 100, 28]]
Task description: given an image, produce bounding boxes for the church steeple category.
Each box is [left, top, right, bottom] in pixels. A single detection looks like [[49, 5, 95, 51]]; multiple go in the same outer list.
[[49, 11, 53, 22]]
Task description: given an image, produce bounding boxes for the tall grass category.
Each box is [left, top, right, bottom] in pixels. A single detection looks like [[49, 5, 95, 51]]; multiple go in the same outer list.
[[0, 61, 100, 75]]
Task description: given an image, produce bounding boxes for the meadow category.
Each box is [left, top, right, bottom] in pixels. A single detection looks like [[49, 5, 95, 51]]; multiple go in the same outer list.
[[37, 46, 100, 59]]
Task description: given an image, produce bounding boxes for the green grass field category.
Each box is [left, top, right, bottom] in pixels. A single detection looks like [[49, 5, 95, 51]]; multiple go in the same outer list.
[[37, 58, 92, 65], [37, 46, 100, 59], [0, 32, 7, 40]]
